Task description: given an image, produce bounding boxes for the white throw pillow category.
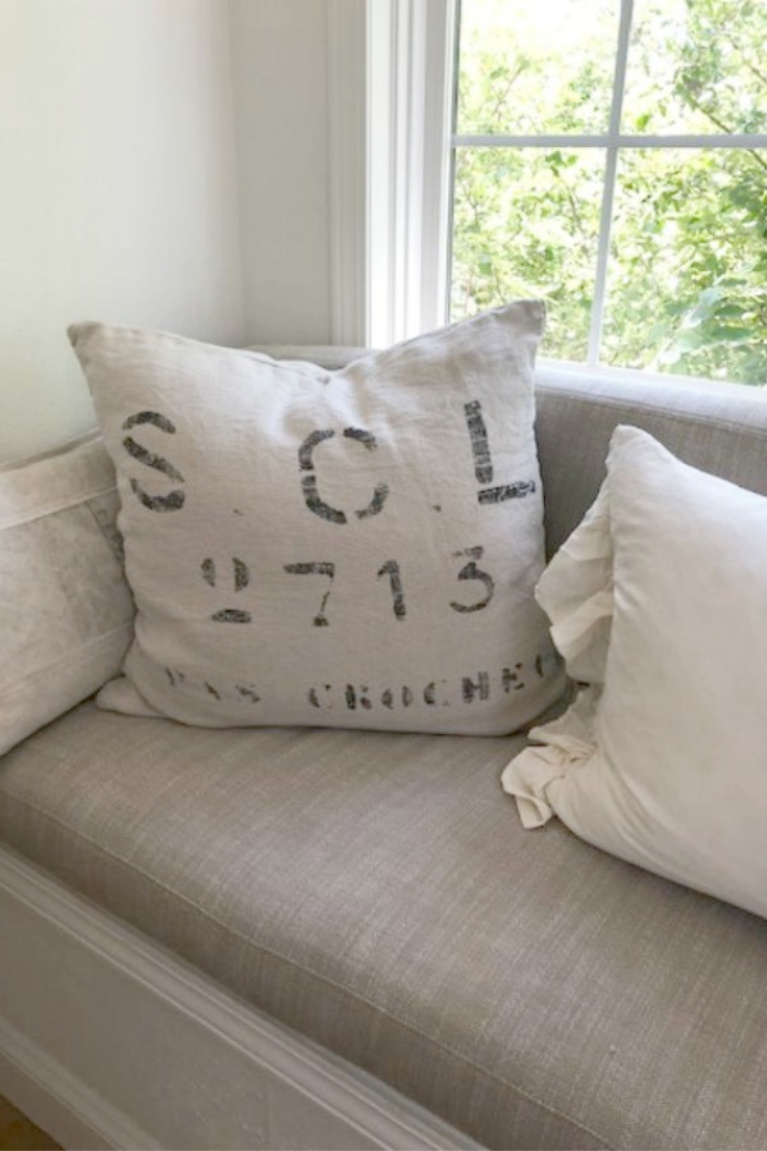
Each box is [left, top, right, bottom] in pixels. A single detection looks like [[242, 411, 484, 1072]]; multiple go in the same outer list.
[[503, 424, 767, 919], [69, 303, 565, 735], [0, 437, 134, 755]]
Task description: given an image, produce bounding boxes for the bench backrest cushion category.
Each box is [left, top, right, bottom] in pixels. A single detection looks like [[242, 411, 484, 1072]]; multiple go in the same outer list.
[[535, 365, 767, 556]]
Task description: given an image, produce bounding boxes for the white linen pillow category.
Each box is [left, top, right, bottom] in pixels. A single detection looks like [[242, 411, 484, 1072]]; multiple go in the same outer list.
[[0, 437, 135, 755], [69, 303, 565, 735], [503, 424, 767, 918]]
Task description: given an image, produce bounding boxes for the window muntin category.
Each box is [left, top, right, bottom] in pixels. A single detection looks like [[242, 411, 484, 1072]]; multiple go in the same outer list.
[[622, 0, 767, 136], [456, 0, 619, 137], [450, 0, 767, 385]]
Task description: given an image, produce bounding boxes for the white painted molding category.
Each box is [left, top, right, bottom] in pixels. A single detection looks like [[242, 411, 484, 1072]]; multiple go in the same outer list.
[[327, 0, 368, 346], [0, 1018, 154, 1151], [0, 845, 479, 1150], [366, 0, 455, 347]]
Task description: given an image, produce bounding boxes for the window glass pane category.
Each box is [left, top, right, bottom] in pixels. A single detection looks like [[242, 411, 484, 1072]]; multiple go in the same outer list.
[[450, 147, 605, 362], [602, 148, 767, 385], [456, 0, 619, 137], [622, 0, 767, 135]]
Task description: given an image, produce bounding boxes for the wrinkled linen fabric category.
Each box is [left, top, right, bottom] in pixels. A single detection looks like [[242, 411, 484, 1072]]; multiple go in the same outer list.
[[69, 303, 565, 735], [503, 424, 767, 920], [0, 436, 134, 754]]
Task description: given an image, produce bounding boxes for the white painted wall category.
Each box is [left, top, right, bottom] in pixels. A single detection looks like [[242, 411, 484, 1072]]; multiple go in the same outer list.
[[229, 0, 333, 345], [0, 0, 339, 465], [0, 0, 244, 463]]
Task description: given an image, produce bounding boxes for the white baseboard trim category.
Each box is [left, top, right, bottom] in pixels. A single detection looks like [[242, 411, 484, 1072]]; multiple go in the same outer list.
[[0, 845, 479, 1150], [0, 1016, 155, 1150]]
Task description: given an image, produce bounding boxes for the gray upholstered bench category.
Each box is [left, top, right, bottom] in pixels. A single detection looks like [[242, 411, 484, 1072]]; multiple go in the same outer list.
[[0, 353, 766, 1150]]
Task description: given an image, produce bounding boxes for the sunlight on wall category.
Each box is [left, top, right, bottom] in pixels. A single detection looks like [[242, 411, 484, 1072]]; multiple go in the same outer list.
[[0, 0, 244, 464]]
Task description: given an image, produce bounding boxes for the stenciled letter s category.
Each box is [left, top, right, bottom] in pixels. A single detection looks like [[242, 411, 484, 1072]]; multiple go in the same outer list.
[[121, 411, 185, 512]]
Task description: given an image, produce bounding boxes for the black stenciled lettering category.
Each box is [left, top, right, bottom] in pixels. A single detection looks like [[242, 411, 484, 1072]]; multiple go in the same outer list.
[[297, 426, 389, 525], [343, 428, 377, 449], [205, 682, 222, 701], [377, 559, 406, 619], [380, 685, 413, 708], [357, 484, 389, 520], [502, 664, 525, 693], [464, 400, 493, 484], [345, 685, 357, 710], [201, 556, 252, 623], [124, 447, 181, 478], [462, 672, 490, 703], [201, 558, 215, 587], [122, 411, 185, 512], [450, 547, 495, 613], [424, 681, 451, 707], [308, 684, 334, 709], [298, 429, 335, 470], [343, 429, 390, 520], [478, 480, 536, 505], [235, 683, 260, 703], [122, 415, 183, 478], [535, 653, 545, 678], [300, 475, 346, 524], [165, 667, 186, 687], [284, 562, 335, 626], [358, 685, 373, 710], [299, 430, 345, 524], [233, 558, 250, 591], [462, 400, 536, 506], [128, 478, 185, 512], [211, 609, 251, 623]]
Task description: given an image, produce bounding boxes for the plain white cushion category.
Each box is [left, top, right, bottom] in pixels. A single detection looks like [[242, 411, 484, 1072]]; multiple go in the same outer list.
[[69, 303, 565, 735], [503, 424, 767, 919]]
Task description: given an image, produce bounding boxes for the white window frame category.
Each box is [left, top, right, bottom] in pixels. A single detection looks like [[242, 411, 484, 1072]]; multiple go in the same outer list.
[[327, 0, 368, 347], [326, 0, 454, 348], [365, 0, 455, 347], [330, 0, 767, 388]]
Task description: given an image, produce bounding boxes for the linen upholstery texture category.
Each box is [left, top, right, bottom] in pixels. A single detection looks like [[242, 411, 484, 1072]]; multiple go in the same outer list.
[[69, 308, 562, 736], [534, 366, 767, 555], [0, 436, 134, 755], [2, 361, 767, 1149], [2, 704, 767, 1150]]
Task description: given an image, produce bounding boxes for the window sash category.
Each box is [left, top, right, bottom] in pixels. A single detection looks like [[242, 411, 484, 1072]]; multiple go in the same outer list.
[[362, 0, 767, 382]]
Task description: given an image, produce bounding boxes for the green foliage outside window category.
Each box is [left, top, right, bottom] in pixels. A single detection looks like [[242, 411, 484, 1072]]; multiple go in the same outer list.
[[452, 0, 767, 384]]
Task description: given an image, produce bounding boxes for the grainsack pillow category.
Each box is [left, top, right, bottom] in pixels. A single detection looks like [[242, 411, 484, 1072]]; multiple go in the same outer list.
[[503, 424, 767, 919], [0, 436, 135, 756], [68, 303, 565, 735]]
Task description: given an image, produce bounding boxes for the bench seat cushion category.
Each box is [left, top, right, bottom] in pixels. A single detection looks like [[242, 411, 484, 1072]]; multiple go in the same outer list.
[[1, 703, 767, 1149]]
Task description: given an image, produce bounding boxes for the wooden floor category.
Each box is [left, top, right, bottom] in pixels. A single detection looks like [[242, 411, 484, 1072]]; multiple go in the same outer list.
[[0, 1095, 60, 1151]]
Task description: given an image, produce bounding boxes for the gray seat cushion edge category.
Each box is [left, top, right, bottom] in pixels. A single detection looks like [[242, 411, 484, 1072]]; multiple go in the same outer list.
[[0, 718, 608, 1151], [2, 704, 767, 1150]]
